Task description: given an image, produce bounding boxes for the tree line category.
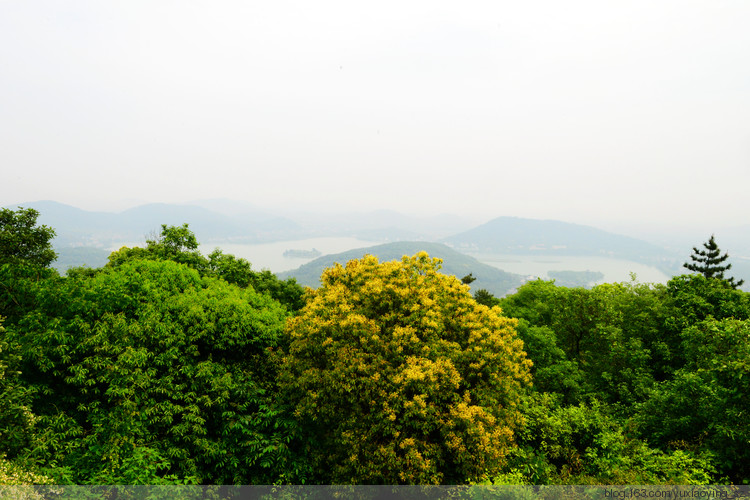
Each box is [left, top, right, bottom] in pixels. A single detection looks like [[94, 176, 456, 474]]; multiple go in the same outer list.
[[0, 207, 748, 485]]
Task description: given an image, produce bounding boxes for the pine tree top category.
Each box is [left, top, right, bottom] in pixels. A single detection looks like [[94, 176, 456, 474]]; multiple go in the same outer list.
[[684, 234, 744, 288]]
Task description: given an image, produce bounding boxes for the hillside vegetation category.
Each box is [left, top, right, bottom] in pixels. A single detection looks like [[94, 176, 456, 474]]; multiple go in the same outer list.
[[278, 241, 525, 297], [1, 207, 749, 485]]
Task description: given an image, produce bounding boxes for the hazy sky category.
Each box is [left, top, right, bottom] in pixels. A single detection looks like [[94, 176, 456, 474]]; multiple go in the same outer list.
[[2, 1, 749, 232]]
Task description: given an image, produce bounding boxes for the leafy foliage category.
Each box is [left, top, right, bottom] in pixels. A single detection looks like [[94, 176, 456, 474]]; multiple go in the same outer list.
[[512, 321, 583, 401], [0, 264, 58, 328], [473, 289, 501, 308], [8, 259, 299, 484], [106, 223, 205, 273], [491, 275, 736, 485], [0, 208, 57, 269], [0, 208, 59, 322], [207, 250, 305, 312], [636, 318, 750, 483], [0, 320, 38, 461], [500, 279, 670, 406], [279, 253, 532, 484], [506, 394, 714, 485], [107, 224, 305, 312], [664, 274, 750, 334], [0, 457, 53, 486], [0, 318, 54, 487]]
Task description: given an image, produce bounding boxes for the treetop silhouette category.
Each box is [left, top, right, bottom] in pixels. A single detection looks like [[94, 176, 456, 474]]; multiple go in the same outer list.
[[684, 234, 744, 288]]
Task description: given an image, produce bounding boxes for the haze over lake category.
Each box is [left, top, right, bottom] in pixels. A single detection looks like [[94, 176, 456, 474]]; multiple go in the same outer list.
[[28, 199, 742, 290], [199, 237, 377, 273], [199, 237, 671, 287], [477, 254, 670, 285]]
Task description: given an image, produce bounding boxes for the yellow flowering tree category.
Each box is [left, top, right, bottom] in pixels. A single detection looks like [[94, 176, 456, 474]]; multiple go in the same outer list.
[[279, 252, 532, 484]]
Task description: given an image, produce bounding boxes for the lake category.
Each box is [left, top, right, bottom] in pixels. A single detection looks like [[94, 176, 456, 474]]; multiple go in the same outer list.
[[200, 237, 377, 273], [200, 238, 672, 285], [470, 253, 671, 285]]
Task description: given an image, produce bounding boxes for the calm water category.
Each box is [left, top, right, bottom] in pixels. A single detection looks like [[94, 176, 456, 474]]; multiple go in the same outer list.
[[200, 238, 671, 285], [200, 237, 376, 272], [473, 254, 671, 285]]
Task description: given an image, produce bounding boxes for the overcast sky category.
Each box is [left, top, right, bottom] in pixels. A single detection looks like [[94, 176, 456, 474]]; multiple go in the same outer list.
[[2, 1, 749, 232]]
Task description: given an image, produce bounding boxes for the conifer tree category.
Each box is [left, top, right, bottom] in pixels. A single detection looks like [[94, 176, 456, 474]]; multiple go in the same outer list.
[[684, 234, 744, 288]]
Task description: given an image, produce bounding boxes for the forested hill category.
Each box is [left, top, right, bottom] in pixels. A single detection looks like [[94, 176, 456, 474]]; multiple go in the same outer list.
[[277, 241, 525, 297], [442, 216, 679, 273]]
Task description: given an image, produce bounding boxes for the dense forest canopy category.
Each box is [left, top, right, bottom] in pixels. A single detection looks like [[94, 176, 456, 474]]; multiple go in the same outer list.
[[1, 207, 749, 485]]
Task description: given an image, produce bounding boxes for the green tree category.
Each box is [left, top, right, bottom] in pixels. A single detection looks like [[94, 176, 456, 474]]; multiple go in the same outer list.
[[107, 223, 205, 272], [0, 317, 54, 486], [279, 252, 532, 484], [207, 250, 305, 312], [9, 259, 301, 484], [512, 321, 583, 402], [636, 318, 750, 483], [505, 393, 714, 485], [107, 224, 305, 312], [0, 208, 59, 323], [0, 208, 57, 268], [493, 276, 721, 485], [473, 289, 501, 308], [460, 273, 476, 285], [664, 274, 750, 348], [499, 279, 558, 327], [684, 234, 744, 288], [0, 319, 37, 460], [500, 279, 670, 407], [146, 223, 206, 271]]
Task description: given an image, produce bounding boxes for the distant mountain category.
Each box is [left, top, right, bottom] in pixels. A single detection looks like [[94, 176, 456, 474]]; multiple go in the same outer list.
[[117, 203, 302, 242], [441, 216, 680, 274], [277, 241, 526, 297], [7, 200, 117, 246], [53, 247, 111, 273], [6, 200, 482, 248], [5, 200, 304, 247]]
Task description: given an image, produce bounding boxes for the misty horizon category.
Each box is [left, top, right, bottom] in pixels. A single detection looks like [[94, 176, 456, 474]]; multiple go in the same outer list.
[[4, 196, 745, 245], [2, 1, 749, 235]]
